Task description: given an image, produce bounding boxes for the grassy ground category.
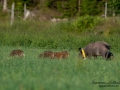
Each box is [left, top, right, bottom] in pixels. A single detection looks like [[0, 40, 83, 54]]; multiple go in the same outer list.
[[0, 20, 120, 51], [0, 46, 120, 90], [0, 19, 120, 90]]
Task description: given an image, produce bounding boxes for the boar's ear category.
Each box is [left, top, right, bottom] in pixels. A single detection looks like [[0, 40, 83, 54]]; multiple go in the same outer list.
[[78, 48, 82, 51], [105, 45, 111, 50]]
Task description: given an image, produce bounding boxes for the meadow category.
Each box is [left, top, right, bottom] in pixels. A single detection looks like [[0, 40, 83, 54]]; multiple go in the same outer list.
[[0, 46, 120, 90], [0, 18, 120, 90]]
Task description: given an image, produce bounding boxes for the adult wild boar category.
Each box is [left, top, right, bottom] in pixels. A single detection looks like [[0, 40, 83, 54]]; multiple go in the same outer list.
[[79, 41, 113, 60]]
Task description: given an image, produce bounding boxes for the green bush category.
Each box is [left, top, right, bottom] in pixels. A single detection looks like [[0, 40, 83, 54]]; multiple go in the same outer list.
[[73, 15, 103, 32]]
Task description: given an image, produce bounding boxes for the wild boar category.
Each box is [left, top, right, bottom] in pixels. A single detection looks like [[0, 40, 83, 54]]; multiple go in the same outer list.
[[38, 51, 54, 58], [79, 41, 112, 60], [61, 51, 69, 59], [54, 52, 63, 59], [10, 49, 25, 57], [54, 51, 69, 59], [38, 51, 69, 59]]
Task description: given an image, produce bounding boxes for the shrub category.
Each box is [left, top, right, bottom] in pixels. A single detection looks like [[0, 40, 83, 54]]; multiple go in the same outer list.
[[72, 15, 103, 32]]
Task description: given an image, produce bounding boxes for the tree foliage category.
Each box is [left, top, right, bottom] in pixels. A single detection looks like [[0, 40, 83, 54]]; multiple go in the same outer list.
[[1, 0, 120, 17], [80, 0, 103, 15], [107, 0, 120, 16]]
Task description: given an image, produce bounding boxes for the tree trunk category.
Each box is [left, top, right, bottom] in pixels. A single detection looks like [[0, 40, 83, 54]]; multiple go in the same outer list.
[[3, 0, 7, 12]]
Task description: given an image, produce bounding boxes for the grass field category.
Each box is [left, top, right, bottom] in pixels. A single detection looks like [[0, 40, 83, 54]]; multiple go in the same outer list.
[[0, 18, 120, 90], [0, 46, 120, 90]]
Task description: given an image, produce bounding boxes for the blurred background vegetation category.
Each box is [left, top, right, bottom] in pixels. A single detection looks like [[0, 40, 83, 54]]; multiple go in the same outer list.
[[0, 0, 120, 51], [0, 0, 120, 18]]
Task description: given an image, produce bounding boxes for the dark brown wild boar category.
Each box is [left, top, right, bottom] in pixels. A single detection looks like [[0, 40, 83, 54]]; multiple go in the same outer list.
[[61, 51, 69, 59], [10, 49, 25, 57], [38, 51, 54, 58], [78, 41, 113, 60], [54, 52, 63, 59], [54, 51, 69, 59]]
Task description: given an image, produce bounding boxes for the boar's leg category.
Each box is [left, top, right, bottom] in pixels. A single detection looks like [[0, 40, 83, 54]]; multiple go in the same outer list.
[[101, 53, 107, 60], [87, 54, 92, 59], [105, 52, 109, 60], [94, 56, 97, 59]]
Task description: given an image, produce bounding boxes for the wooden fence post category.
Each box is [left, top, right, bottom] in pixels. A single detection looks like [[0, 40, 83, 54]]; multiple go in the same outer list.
[[3, 0, 8, 12], [24, 3, 26, 20], [78, 0, 80, 14], [112, 7, 115, 22], [105, 2, 107, 18], [10, 2, 14, 25]]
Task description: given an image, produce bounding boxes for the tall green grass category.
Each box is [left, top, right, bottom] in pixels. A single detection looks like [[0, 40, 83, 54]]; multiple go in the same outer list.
[[0, 18, 120, 90], [0, 46, 120, 90], [0, 19, 120, 52]]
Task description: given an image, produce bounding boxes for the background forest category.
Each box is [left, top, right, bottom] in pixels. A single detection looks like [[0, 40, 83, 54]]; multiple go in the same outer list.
[[1, 0, 120, 19]]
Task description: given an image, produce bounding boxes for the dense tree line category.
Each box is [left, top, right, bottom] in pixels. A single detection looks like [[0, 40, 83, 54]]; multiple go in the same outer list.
[[1, 0, 120, 17]]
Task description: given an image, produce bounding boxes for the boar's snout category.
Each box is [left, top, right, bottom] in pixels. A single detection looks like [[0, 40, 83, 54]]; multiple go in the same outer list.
[[106, 52, 114, 60]]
